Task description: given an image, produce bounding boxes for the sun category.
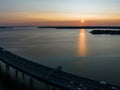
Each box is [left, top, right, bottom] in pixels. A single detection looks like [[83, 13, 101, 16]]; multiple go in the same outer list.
[[81, 19, 85, 23], [81, 17, 85, 23]]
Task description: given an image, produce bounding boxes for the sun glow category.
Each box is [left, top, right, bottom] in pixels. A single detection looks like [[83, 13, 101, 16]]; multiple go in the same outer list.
[[81, 17, 85, 23], [81, 19, 85, 23]]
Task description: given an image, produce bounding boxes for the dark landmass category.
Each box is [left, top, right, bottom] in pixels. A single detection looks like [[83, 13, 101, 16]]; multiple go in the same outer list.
[[90, 30, 120, 35], [38, 26, 120, 29], [0, 26, 13, 28]]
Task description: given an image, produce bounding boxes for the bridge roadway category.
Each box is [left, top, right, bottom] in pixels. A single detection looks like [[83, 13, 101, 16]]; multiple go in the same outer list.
[[0, 47, 120, 90]]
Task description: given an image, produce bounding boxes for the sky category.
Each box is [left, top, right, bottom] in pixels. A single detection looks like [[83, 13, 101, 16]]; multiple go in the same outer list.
[[0, 0, 120, 26]]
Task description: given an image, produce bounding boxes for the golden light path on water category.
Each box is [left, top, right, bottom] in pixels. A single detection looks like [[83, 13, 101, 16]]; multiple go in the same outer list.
[[77, 29, 87, 57]]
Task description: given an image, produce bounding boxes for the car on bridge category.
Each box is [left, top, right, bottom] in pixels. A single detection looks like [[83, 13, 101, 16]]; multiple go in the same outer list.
[[99, 81, 107, 85]]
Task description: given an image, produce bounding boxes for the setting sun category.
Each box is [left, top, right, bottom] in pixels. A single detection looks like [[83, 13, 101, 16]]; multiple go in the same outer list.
[[81, 19, 85, 23], [81, 17, 85, 23]]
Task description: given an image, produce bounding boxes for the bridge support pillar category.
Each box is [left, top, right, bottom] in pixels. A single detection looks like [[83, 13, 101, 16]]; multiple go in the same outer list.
[[0, 62, 1, 72], [6, 64, 10, 78], [22, 72, 26, 87], [22, 72, 25, 82], [15, 69, 18, 81], [30, 77, 34, 90], [46, 84, 50, 90], [53, 86, 56, 90]]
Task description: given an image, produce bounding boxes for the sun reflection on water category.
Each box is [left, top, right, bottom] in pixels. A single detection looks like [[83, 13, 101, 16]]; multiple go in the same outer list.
[[77, 29, 87, 57]]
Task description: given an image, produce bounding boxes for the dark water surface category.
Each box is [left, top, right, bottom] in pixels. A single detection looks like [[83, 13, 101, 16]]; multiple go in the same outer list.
[[0, 27, 120, 89]]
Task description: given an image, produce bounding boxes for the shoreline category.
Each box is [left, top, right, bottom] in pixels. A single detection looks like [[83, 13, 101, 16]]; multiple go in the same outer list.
[[38, 26, 120, 29]]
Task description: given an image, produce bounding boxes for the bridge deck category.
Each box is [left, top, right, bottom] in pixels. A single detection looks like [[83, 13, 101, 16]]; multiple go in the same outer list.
[[0, 47, 120, 90]]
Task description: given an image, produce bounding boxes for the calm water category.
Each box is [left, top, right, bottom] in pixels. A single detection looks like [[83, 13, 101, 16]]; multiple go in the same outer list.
[[0, 27, 120, 87]]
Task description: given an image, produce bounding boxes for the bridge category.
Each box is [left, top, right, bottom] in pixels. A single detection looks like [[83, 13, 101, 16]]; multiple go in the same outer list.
[[0, 47, 120, 90]]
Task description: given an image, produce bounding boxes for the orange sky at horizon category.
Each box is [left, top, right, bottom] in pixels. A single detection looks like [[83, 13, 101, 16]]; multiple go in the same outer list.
[[0, 0, 120, 26], [0, 12, 120, 26]]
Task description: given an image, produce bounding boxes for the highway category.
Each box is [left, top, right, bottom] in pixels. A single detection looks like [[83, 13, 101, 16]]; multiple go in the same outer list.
[[0, 47, 120, 90]]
